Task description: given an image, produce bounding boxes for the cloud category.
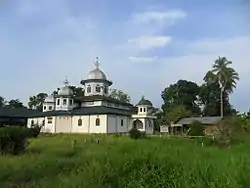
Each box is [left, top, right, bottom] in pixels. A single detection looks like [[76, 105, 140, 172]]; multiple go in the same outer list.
[[0, 0, 249, 113], [127, 36, 172, 50], [132, 10, 186, 26], [128, 56, 159, 63]]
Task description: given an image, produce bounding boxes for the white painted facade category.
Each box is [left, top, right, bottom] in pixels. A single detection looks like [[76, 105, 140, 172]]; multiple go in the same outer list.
[[28, 58, 157, 134], [28, 114, 133, 134]]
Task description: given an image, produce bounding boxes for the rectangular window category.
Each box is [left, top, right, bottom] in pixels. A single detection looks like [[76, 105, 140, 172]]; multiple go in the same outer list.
[[47, 117, 53, 124], [57, 99, 60, 105], [121, 119, 124, 126]]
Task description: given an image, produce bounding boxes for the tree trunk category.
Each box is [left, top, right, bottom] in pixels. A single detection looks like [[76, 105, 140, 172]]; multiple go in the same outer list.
[[220, 86, 224, 118]]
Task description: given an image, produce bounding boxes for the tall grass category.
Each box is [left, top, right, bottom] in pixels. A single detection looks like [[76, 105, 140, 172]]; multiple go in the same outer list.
[[0, 134, 250, 187]]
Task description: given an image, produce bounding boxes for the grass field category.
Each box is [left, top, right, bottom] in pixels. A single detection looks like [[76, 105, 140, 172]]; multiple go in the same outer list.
[[1, 134, 250, 188]]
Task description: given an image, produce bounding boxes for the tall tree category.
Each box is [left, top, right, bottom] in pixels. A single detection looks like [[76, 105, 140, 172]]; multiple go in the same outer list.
[[199, 71, 236, 116], [211, 57, 239, 117], [161, 80, 201, 116], [7, 99, 25, 108], [28, 93, 48, 111], [109, 89, 131, 103]]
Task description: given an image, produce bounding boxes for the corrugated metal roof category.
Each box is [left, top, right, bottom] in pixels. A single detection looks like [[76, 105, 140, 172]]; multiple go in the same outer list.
[[176, 116, 222, 125]]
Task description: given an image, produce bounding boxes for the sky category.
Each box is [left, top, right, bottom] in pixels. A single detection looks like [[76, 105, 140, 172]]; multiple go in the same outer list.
[[0, 0, 250, 112]]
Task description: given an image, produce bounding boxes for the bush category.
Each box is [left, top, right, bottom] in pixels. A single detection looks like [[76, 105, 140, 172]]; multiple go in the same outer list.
[[188, 120, 204, 136], [0, 126, 30, 155], [215, 117, 240, 147], [128, 128, 145, 139], [28, 124, 41, 138]]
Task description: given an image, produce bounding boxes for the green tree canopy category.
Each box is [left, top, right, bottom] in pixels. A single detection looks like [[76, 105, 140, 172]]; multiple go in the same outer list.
[[210, 56, 239, 117], [165, 105, 192, 124], [28, 93, 48, 111], [199, 71, 236, 116], [212, 56, 239, 93], [161, 80, 201, 115], [109, 89, 131, 103], [69, 86, 85, 97], [6, 99, 25, 108]]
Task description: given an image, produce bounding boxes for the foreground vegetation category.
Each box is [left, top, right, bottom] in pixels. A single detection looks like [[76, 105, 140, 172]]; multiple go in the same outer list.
[[0, 134, 250, 188]]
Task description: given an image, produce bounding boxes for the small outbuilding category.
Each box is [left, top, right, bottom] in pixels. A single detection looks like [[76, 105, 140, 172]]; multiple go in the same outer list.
[[175, 116, 222, 135]]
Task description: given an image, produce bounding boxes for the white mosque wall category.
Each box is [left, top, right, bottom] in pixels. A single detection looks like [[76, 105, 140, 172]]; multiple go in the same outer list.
[[27, 114, 154, 134], [106, 115, 130, 133], [27, 116, 56, 133]]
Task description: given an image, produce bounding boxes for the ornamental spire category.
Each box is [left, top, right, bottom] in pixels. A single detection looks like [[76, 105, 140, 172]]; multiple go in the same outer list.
[[63, 76, 69, 86], [94, 57, 100, 69]]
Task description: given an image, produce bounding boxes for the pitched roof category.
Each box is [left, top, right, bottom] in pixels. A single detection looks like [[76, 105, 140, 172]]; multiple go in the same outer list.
[[29, 106, 134, 118], [176, 116, 222, 125], [0, 107, 38, 118]]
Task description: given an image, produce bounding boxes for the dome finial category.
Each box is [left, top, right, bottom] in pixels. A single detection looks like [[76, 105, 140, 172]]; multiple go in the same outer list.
[[94, 57, 100, 69], [63, 76, 69, 86]]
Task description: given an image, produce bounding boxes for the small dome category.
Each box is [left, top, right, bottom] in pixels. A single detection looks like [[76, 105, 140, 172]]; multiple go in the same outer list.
[[137, 96, 153, 106], [58, 86, 73, 96], [44, 95, 55, 103], [87, 68, 107, 80]]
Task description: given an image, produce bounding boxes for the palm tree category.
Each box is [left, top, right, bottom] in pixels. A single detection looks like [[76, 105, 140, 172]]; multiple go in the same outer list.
[[212, 56, 239, 118]]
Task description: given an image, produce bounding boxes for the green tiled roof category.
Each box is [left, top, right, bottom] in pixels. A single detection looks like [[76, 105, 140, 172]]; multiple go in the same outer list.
[[137, 96, 152, 106], [29, 106, 134, 118]]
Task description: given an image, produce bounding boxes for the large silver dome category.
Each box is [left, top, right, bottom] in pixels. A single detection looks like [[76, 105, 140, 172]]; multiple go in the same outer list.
[[87, 57, 107, 80], [87, 68, 107, 80]]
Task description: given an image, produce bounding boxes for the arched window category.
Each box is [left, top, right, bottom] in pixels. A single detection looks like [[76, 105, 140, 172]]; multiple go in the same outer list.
[[78, 119, 82, 126], [42, 120, 45, 126], [140, 108, 143, 112], [121, 119, 124, 126], [96, 118, 100, 126], [148, 120, 152, 128], [31, 120, 34, 126], [96, 85, 101, 92], [144, 108, 146, 112], [63, 99, 67, 105], [44, 106, 46, 110], [70, 99, 73, 105], [87, 85, 91, 93], [49, 106, 52, 110], [57, 99, 60, 105]]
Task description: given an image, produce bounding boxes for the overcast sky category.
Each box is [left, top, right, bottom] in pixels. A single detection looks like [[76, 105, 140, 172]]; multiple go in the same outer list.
[[0, 0, 249, 111]]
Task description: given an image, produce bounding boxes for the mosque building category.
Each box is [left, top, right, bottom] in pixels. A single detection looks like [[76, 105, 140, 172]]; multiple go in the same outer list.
[[27, 58, 156, 134]]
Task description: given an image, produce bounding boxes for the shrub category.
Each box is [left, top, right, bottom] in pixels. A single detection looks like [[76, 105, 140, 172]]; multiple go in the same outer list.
[[128, 128, 145, 139], [0, 126, 30, 155], [188, 120, 204, 137], [28, 124, 41, 138], [215, 117, 240, 147]]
